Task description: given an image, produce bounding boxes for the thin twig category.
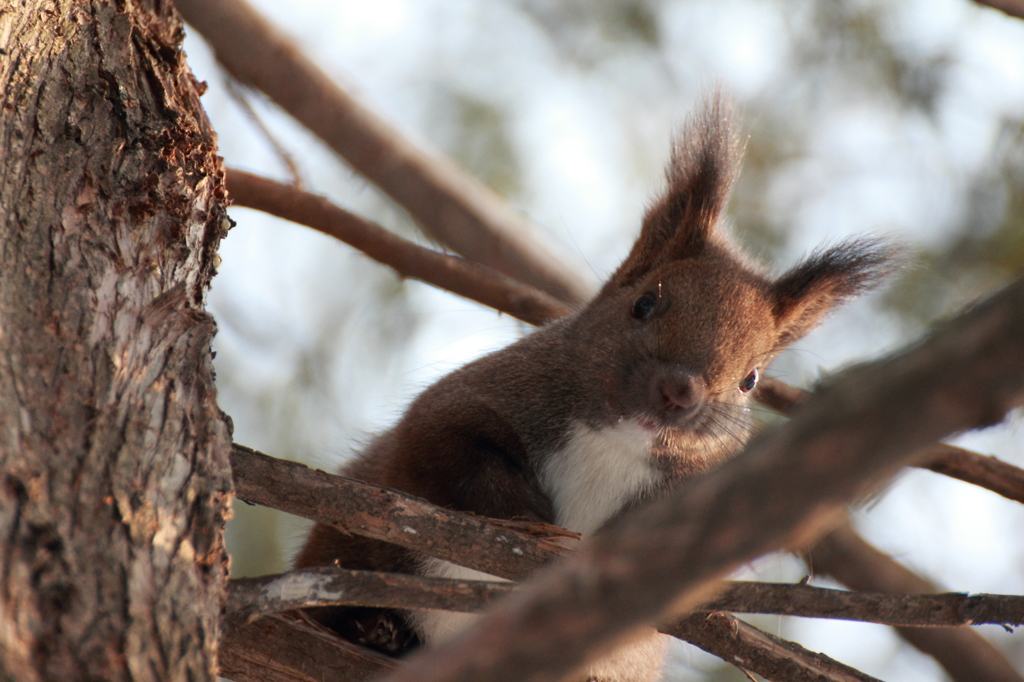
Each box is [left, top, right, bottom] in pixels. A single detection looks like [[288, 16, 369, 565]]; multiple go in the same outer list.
[[666, 613, 883, 682], [175, 0, 592, 305], [224, 79, 304, 188], [705, 582, 1024, 628], [226, 170, 574, 326], [755, 377, 1024, 506], [227, 566, 1024, 628], [807, 524, 1024, 682]]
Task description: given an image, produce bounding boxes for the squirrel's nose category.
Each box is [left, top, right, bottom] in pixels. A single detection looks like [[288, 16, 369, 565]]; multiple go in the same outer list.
[[657, 370, 706, 415]]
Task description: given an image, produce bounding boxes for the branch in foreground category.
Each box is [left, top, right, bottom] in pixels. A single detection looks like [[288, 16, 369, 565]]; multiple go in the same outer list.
[[226, 567, 513, 622], [175, 0, 592, 305], [666, 613, 882, 682], [226, 170, 573, 326], [227, 566, 1024, 628], [919, 443, 1024, 505], [976, 0, 1024, 20], [226, 446, 869, 679], [755, 376, 1024, 506], [224, 571, 879, 682], [808, 524, 1024, 682], [224, 444, 1022, 680], [219, 611, 394, 682], [229, 444, 574, 581], [369, 274, 1024, 682]]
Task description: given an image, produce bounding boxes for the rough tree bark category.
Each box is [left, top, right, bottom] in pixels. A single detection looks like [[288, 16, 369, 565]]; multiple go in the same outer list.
[[0, 2, 232, 681]]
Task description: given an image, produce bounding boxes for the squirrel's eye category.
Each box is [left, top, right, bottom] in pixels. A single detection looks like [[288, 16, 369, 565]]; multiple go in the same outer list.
[[630, 292, 658, 320], [739, 368, 759, 394]]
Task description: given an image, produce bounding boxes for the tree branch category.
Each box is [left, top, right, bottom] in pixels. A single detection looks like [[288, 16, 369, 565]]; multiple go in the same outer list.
[[976, 0, 1024, 20], [367, 273, 1024, 682], [919, 444, 1024, 504], [226, 446, 882, 679], [225, 442, 1022, 681], [225, 170, 573, 326], [807, 524, 1024, 682], [229, 444, 574, 581], [226, 567, 513, 623], [665, 613, 883, 682], [175, 0, 592, 305], [223, 81, 304, 188], [756, 376, 1024, 506], [227, 566, 1024, 629], [219, 611, 395, 682]]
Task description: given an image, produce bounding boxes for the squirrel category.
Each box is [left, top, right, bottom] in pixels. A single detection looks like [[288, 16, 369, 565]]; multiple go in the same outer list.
[[294, 94, 895, 681]]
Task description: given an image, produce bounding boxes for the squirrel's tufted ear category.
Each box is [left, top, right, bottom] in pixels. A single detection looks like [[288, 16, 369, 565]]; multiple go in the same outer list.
[[603, 92, 743, 294], [772, 238, 900, 350]]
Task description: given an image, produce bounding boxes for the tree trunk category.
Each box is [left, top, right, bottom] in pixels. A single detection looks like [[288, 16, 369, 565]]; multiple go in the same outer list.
[[0, 1, 232, 681]]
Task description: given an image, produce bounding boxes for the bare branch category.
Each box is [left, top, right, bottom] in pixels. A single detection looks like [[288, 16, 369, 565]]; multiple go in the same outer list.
[[976, 0, 1024, 20], [175, 0, 592, 304], [227, 567, 1024, 629], [370, 274, 1024, 682], [229, 444, 574, 581], [219, 611, 394, 682], [226, 446, 883, 677], [226, 567, 513, 623], [704, 582, 1024, 628], [225, 170, 574, 326], [756, 377, 1024, 506], [665, 613, 882, 682], [919, 444, 1024, 505], [807, 524, 1024, 682], [224, 81, 304, 188], [752, 376, 808, 413], [227, 442, 1023, 679]]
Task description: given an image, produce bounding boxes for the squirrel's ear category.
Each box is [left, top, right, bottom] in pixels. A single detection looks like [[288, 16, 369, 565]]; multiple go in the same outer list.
[[604, 93, 743, 292], [772, 239, 899, 349]]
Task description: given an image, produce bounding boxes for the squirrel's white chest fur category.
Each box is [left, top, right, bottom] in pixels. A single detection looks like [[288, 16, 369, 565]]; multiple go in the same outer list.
[[416, 420, 667, 681], [540, 419, 661, 535]]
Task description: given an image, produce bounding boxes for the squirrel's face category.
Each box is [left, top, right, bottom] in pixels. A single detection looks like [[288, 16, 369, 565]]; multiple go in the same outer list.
[[577, 245, 779, 455], [561, 95, 893, 458]]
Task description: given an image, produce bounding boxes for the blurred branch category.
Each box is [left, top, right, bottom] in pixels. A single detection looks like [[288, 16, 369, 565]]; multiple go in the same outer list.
[[756, 377, 1024, 506], [226, 445, 875, 678], [175, 0, 592, 305], [665, 613, 882, 682], [226, 170, 574, 326], [226, 442, 1023, 681], [219, 611, 394, 682], [227, 566, 1024, 628], [807, 524, 1024, 682], [919, 444, 1024, 504], [976, 0, 1024, 20], [224, 80, 304, 188], [371, 274, 1024, 682]]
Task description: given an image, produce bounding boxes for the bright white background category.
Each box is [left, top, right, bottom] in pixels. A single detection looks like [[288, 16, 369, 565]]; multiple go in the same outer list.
[[183, 1, 1024, 679]]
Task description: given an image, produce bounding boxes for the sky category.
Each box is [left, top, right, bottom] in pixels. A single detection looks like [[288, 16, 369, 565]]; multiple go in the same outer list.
[[182, 1, 1024, 679]]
